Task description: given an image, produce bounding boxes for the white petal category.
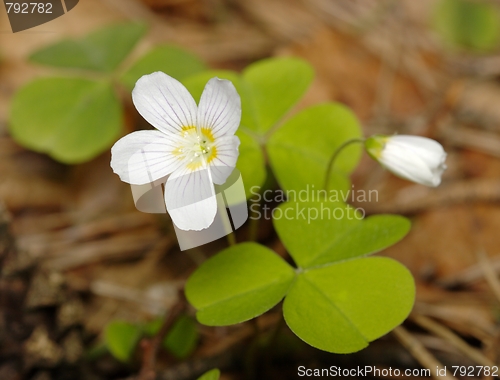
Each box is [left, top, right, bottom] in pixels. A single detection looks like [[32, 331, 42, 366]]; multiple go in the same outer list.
[[132, 72, 198, 135], [111, 130, 184, 185], [390, 135, 446, 168], [209, 135, 240, 185], [197, 77, 241, 139], [430, 160, 447, 185], [380, 143, 437, 186], [164, 166, 217, 231]]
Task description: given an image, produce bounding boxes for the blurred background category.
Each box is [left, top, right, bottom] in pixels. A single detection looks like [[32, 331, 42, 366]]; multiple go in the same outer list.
[[2, 0, 500, 379]]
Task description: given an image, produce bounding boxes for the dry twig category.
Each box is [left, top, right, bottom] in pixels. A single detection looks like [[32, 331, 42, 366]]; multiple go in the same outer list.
[[437, 256, 500, 288], [439, 125, 500, 159], [359, 178, 500, 215], [414, 302, 496, 343], [393, 325, 457, 380], [42, 230, 160, 271], [477, 250, 500, 305], [138, 297, 186, 380], [411, 314, 496, 367]]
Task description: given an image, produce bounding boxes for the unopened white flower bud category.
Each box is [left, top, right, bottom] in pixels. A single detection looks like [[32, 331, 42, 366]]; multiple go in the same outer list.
[[365, 135, 447, 187]]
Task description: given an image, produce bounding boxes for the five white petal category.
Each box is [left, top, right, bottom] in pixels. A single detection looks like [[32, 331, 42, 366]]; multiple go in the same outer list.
[[111, 72, 241, 231]]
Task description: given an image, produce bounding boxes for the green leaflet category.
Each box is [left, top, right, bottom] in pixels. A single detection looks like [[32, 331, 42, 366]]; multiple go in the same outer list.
[[30, 22, 147, 72], [185, 242, 295, 326], [10, 77, 122, 163]]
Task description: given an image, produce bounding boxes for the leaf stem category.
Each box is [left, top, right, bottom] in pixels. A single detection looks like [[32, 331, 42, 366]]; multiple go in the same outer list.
[[227, 232, 237, 246], [323, 138, 365, 192], [138, 295, 186, 380], [248, 196, 261, 241]]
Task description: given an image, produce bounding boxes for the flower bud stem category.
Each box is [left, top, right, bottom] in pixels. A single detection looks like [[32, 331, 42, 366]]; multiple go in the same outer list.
[[324, 138, 365, 192]]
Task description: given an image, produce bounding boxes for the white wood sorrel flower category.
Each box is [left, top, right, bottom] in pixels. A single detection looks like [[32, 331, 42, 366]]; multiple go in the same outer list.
[[365, 135, 447, 187], [110, 72, 241, 231]]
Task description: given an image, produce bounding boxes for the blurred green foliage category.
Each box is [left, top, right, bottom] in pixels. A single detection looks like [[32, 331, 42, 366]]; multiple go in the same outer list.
[[433, 0, 500, 52], [104, 320, 142, 362], [10, 78, 122, 163], [29, 22, 148, 72], [121, 45, 206, 91], [9, 22, 206, 163], [161, 315, 198, 358], [197, 369, 220, 380], [103, 315, 198, 362], [267, 103, 362, 194]]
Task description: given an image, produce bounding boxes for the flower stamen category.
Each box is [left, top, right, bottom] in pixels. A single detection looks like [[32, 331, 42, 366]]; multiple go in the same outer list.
[[176, 125, 218, 171]]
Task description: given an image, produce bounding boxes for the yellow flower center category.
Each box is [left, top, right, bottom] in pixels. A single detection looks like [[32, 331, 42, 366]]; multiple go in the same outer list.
[[173, 126, 218, 171]]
